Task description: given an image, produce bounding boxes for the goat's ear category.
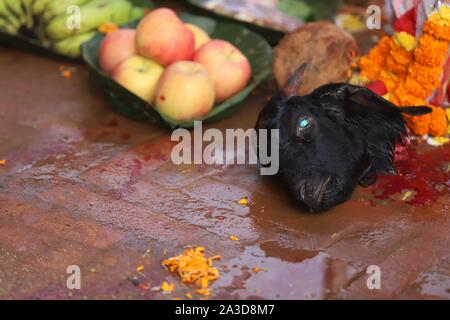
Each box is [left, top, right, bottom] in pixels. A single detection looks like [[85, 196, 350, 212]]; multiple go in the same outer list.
[[344, 84, 432, 116], [281, 63, 307, 100], [331, 84, 432, 175]]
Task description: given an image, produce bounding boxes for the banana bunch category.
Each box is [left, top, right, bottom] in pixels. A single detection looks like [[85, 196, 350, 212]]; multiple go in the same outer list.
[[0, 0, 146, 58]]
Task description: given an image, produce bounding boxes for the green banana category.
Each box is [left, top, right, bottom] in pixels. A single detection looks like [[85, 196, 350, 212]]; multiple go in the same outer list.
[[129, 6, 145, 21], [42, 0, 91, 23], [0, 1, 9, 16], [4, 0, 26, 25], [31, 0, 50, 16], [52, 30, 95, 57], [0, 17, 18, 34], [46, 0, 132, 41], [0, 0, 21, 29], [109, 0, 133, 24], [22, 0, 34, 29]]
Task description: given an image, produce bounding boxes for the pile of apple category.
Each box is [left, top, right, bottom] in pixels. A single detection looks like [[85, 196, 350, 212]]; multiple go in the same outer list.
[[99, 8, 252, 122]]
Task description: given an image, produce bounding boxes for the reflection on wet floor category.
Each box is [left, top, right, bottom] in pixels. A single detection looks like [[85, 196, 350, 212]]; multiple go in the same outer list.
[[214, 243, 358, 299]]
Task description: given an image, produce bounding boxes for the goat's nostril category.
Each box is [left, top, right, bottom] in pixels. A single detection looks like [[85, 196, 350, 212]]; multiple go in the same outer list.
[[297, 177, 331, 212], [299, 182, 306, 200]]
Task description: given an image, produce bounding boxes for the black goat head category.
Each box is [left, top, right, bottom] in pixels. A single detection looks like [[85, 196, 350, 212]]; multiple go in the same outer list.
[[256, 63, 431, 212]]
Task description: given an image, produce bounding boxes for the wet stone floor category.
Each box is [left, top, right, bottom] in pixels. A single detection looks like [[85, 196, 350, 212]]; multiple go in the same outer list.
[[0, 48, 449, 300]]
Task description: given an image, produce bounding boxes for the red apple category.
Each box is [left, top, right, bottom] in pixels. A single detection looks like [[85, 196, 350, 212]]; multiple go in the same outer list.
[[185, 23, 210, 50], [194, 40, 252, 103], [136, 8, 195, 66], [99, 29, 136, 75], [154, 61, 215, 121], [112, 55, 164, 103]]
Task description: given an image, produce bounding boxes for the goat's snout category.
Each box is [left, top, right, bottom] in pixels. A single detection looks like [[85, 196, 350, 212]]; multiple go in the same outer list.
[[296, 176, 331, 212]]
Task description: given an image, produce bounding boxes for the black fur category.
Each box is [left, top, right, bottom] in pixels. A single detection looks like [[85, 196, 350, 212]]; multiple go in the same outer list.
[[256, 64, 431, 212]]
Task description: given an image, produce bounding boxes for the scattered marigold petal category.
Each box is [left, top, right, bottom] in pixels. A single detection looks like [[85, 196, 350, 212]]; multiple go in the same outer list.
[[229, 235, 239, 241], [185, 292, 193, 299], [252, 267, 261, 273], [0, 159, 6, 166], [196, 288, 211, 296], [161, 247, 220, 292], [237, 197, 249, 205], [138, 283, 150, 291], [61, 70, 72, 79], [136, 265, 145, 273], [401, 190, 414, 201], [98, 22, 118, 34], [161, 281, 175, 292]]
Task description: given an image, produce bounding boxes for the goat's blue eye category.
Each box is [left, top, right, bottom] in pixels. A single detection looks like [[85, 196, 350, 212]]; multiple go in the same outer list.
[[298, 118, 310, 128]]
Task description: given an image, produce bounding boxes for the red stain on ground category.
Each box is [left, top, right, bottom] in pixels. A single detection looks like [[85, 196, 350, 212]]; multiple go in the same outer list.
[[374, 145, 450, 205], [130, 159, 143, 179], [104, 119, 119, 127]]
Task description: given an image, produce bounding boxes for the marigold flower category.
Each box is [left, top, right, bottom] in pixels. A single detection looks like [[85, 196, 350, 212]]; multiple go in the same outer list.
[[429, 106, 448, 137], [393, 31, 417, 51], [423, 20, 450, 41], [378, 70, 401, 92], [403, 77, 434, 99], [408, 62, 441, 88], [414, 34, 448, 67], [385, 55, 409, 75], [404, 113, 432, 136], [359, 57, 381, 81]]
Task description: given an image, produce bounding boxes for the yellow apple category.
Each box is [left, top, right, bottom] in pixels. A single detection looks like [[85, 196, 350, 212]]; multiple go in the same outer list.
[[154, 61, 215, 121], [185, 23, 210, 50], [194, 39, 252, 103], [112, 55, 164, 103], [136, 8, 195, 66]]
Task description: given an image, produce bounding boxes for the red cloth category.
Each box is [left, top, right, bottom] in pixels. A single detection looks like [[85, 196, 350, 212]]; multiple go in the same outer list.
[[367, 81, 388, 96], [393, 7, 416, 35]]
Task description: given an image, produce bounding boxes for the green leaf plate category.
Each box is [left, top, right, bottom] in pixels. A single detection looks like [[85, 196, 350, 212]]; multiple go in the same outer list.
[[81, 12, 273, 129]]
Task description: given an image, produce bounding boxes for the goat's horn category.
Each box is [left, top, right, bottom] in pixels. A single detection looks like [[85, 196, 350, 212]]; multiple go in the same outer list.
[[281, 62, 307, 99]]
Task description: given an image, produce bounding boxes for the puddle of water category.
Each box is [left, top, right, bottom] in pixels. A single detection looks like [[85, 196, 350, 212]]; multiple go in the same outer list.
[[213, 242, 358, 299], [409, 272, 450, 298]]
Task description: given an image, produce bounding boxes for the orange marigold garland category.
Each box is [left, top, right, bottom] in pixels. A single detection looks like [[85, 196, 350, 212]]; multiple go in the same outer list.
[[358, 5, 450, 137], [429, 106, 448, 137], [422, 22, 450, 41], [414, 34, 448, 67], [359, 36, 392, 80], [404, 112, 432, 136]]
